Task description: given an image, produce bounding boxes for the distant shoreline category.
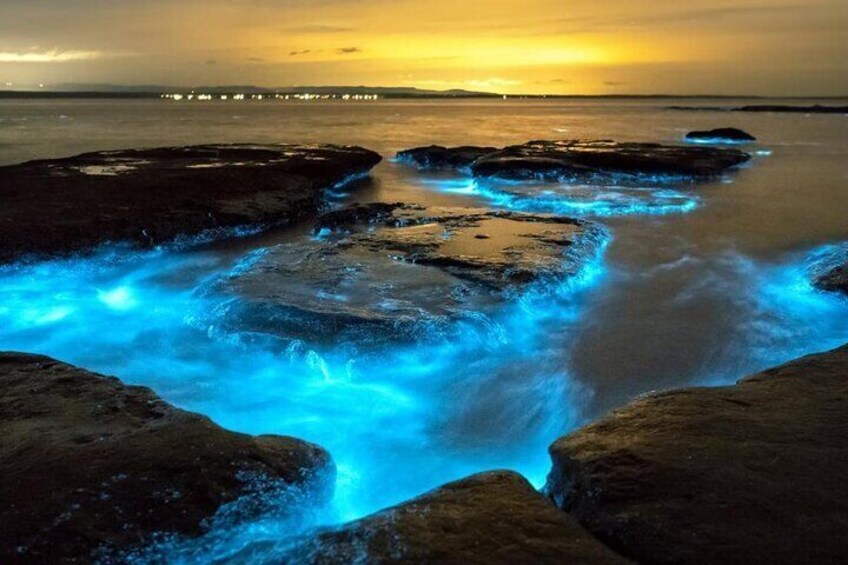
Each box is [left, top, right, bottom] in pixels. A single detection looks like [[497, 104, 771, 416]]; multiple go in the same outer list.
[[1, 91, 846, 101]]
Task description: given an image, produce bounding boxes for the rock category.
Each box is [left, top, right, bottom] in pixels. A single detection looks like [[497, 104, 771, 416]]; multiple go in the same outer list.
[[398, 140, 750, 181], [816, 262, 848, 295], [287, 471, 629, 564], [0, 352, 334, 562], [0, 144, 382, 264], [545, 344, 848, 565], [395, 145, 498, 169], [205, 202, 605, 345], [685, 128, 757, 143], [734, 105, 848, 114]]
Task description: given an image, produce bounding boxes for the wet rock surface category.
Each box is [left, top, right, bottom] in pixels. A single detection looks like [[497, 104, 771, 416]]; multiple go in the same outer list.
[[546, 344, 848, 565], [685, 127, 757, 143], [289, 471, 629, 564], [0, 352, 333, 562], [208, 202, 604, 345], [395, 144, 499, 170], [816, 262, 848, 295], [0, 144, 381, 264], [398, 139, 750, 180]]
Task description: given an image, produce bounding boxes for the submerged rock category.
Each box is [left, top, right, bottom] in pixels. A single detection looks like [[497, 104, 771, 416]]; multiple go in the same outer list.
[[545, 344, 848, 564], [398, 139, 749, 181], [289, 471, 629, 564], [0, 144, 381, 264], [208, 202, 604, 345], [0, 352, 333, 562], [685, 127, 757, 143], [816, 262, 848, 295]]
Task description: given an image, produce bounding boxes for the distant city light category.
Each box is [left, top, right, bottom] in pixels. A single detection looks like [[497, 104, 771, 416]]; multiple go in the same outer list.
[[160, 92, 381, 102]]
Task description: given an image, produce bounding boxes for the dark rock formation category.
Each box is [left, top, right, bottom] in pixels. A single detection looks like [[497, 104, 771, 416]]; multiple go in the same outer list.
[[0, 144, 381, 264], [685, 127, 757, 143], [289, 471, 629, 564], [205, 202, 605, 345], [398, 140, 750, 181], [546, 345, 848, 565], [394, 144, 498, 169], [735, 105, 848, 114], [816, 262, 848, 295], [0, 352, 333, 562]]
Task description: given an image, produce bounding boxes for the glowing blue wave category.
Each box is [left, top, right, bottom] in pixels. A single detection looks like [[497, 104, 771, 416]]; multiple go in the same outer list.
[[1, 225, 845, 562], [0, 228, 611, 561]]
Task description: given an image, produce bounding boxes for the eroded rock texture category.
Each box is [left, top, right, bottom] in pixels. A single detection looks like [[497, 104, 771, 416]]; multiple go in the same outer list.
[[546, 345, 848, 565], [290, 471, 630, 564], [0, 352, 333, 562], [205, 202, 605, 345]]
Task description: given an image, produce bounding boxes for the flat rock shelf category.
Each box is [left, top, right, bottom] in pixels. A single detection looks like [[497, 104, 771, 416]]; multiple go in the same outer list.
[[202, 202, 606, 346], [0, 144, 382, 264], [397, 139, 750, 181]]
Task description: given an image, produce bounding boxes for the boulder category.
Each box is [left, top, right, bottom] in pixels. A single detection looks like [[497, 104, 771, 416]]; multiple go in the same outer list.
[[685, 128, 757, 143], [288, 471, 629, 564], [0, 144, 381, 264], [204, 203, 605, 345], [546, 345, 848, 564], [0, 352, 333, 562], [398, 140, 750, 181]]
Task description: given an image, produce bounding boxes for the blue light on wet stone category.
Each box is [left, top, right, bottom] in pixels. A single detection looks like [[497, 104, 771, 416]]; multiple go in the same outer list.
[[419, 176, 700, 217]]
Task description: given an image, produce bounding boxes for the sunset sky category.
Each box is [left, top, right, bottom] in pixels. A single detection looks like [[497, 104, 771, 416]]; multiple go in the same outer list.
[[1, 0, 846, 95]]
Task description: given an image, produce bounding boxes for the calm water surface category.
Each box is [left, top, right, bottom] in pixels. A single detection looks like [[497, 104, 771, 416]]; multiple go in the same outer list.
[[1, 99, 847, 561]]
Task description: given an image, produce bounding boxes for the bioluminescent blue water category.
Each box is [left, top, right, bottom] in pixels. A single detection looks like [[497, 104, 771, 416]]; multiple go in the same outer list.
[[2, 97, 847, 563], [2, 232, 847, 563], [0, 227, 610, 561], [418, 176, 700, 217]]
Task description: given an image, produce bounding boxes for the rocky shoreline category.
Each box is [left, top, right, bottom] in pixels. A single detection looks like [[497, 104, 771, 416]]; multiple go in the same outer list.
[[1, 140, 846, 562], [0, 353, 334, 562], [8, 343, 844, 562]]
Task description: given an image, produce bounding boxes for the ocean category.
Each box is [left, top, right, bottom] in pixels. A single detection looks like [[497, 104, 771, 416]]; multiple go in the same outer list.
[[1, 98, 847, 561]]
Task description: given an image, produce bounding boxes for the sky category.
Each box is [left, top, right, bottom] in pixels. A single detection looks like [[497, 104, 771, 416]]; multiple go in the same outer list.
[[0, 0, 846, 95]]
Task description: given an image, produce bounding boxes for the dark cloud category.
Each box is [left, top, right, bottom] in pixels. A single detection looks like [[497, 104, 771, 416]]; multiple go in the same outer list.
[[288, 49, 312, 56], [335, 47, 361, 55], [247, 57, 265, 62]]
